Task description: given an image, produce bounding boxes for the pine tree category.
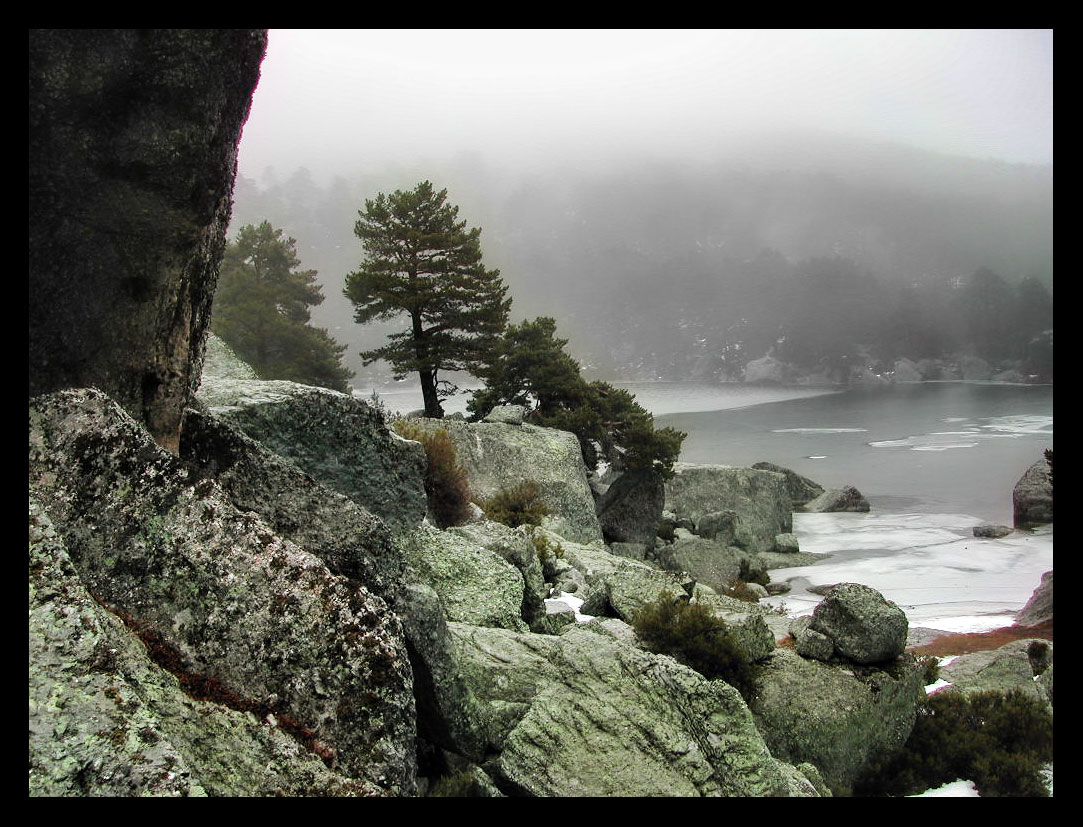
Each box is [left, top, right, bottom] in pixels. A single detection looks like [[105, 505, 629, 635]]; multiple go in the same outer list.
[[470, 316, 686, 478], [212, 221, 353, 392], [345, 181, 511, 417]]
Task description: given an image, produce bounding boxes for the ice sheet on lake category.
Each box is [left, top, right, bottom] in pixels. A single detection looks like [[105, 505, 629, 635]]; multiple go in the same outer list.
[[763, 513, 1053, 634], [869, 413, 1052, 452]]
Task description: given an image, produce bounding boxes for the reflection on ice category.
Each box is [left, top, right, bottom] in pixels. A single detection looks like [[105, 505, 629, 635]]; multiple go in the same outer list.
[[763, 513, 1053, 634]]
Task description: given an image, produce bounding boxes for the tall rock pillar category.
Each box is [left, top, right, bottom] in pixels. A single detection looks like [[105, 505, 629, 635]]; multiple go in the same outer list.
[[29, 29, 267, 453]]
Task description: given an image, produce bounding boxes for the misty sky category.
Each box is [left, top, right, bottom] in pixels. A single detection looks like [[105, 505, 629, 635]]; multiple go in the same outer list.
[[237, 28, 1053, 184]]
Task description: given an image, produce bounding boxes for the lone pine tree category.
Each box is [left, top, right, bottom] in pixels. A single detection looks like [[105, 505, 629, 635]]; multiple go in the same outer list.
[[344, 181, 510, 417]]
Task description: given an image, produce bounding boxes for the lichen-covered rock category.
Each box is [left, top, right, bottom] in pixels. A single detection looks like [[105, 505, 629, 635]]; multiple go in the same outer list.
[[180, 406, 402, 593], [196, 376, 427, 533], [399, 524, 529, 632], [483, 405, 526, 425], [408, 418, 602, 543], [689, 583, 777, 663], [749, 648, 925, 795], [694, 510, 740, 544], [449, 622, 810, 796], [445, 521, 548, 631], [655, 534, 744, 594], [29, 500, 383, 797], [809, 583, 908, 665], [938, 639, 1053, 710], [1016, 570, 1053, 627], [751, 462, 825, 508], [773, 532, 801, 553], [548, 532, 691, 621], [802, 485, 871, 513], [789, 617, 835, 662], [664, 464, 792, 554], [396, 583, 489, 762], [29, 30, 266, 453], [596, 468, 665, 547], [29, 389, 417, 795], [1013, 457, 1053, 527]]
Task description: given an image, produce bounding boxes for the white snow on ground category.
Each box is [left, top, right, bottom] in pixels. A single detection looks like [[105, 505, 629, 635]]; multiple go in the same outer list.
[[909, 779, 981, 797]]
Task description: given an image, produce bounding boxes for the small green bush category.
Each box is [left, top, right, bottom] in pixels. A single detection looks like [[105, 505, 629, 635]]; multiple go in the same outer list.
[[393, 421, 473, 528], [530, 530, 565, 566], [854, 688, 1053, 797], [479, 480, 551, 528], [918, 655, 941, 686], [631, 591, 758, 702]]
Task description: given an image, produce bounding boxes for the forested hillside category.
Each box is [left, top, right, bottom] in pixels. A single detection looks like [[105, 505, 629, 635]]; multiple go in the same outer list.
[[228, 134, 1052, 386]]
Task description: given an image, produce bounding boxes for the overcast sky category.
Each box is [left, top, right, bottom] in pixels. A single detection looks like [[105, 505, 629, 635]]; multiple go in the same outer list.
[[237, 29, 1053, 184]]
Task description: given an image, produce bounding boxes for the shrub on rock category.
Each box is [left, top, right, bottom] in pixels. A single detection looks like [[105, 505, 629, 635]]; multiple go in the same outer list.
[[632, 591, 759, 701]]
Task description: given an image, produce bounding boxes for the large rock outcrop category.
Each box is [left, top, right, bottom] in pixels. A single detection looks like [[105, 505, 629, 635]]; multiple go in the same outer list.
[[448, 621, 815, 797], [30, 389, 418, 795], [197, 346, 427, 534], [749, 648, 925, 795], [1013, 457, 1053, 527], [29, 30, 267, 453], [595, 468, 665, 548], [937, 639, 1053, 710], [751, 462, 824, 508], [29, 500, 384, 797], [664, 464, 792, 554], [407, 418, 603, 544]]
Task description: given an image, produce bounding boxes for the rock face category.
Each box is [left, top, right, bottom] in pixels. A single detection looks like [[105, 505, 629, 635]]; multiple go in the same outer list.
[[1016, 570, 1053, 627], [197, 368, 427, 534], [750, 648, 925, 795], [399, 524, 531, 633], [807, 583, 908, 664], [29, 500, 384, 797], [29, 30, 267, 453], [448, 621, 811, 797], [1013, 457, 1053, 527], [595, 468, 665, 548], [180, 407, 403, 593], [664, 464, 792, 554], [408, 418, 603, 544], [29, 389, 418, 795]]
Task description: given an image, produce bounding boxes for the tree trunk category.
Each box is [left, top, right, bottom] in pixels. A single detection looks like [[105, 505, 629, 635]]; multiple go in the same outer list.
[[419, 369, 444, 418]]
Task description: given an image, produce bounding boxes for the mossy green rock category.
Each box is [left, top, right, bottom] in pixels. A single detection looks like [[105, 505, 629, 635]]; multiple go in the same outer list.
[[29, 389, 418, 795], [449, 622, 811, 796], [400, 523, 530, 632], [29, 500, 383, 797], [939, 639, 1053, 709]]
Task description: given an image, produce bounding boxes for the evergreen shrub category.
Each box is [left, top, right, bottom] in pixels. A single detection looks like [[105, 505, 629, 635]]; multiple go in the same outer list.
[[854, 688, 1053, 797], [479, 481, 551, 529], [631, 591, 759, 701]]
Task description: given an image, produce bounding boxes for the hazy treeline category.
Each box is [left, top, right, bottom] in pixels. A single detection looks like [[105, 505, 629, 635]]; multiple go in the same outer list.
[[228, 135, 1052, 385]]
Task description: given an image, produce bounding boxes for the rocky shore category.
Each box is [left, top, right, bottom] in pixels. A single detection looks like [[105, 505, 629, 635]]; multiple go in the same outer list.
[[28, 31, 1051, 796]]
